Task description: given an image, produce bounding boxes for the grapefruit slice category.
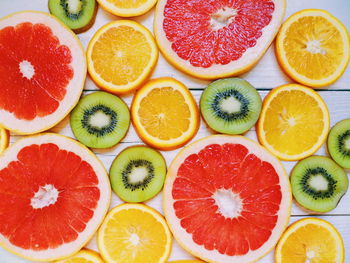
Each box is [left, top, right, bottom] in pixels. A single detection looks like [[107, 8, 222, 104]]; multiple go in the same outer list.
[[0, 133, 111, 261], [163, 135, 291, 263], [0, 11, 86, 134], [154, 0, 286, 79]]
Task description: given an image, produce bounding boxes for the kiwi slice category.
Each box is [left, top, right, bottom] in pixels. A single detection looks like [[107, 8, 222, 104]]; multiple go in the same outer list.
[[200, 78, 262, 134], [110, 146, 166, 203], [70, 92, 130, 149], [48, 0, 97, 33], [328, 118, 350, 169], [291, 156, 348, 213]]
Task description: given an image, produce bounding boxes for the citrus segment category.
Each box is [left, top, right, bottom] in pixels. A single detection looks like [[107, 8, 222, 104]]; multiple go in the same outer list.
[[0, 127, 9, 155], [97, 0, 157, 17], [131, 78, 199, 150], [164, 135, 291, 263], [0, 11, 86, 134], [276, 9, 350, 87], [154, 0, 286, 79], [257, 84, 330, 161], [0, 133, 110, 261], [55, 249, 104, 263], [98, 203, 172, 263], [275, 218, 344, 263], [87, 20, 158, 94]]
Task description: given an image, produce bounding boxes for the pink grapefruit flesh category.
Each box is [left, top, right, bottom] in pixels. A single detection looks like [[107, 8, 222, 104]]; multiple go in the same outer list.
[[154, 0, 286, 79], [164, 135, 291, 263], [0, 11, 86, 134], [0, 133, 110, 261]]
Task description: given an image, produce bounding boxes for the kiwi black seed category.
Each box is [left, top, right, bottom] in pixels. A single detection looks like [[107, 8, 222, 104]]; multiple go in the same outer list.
[[110, 145, 167, 203], [70, 91, 130, 149], [48, 0, 97, 33], [328, 118, 350, 169], [200, 78, 262, 134], [291, 156, 348, 213]]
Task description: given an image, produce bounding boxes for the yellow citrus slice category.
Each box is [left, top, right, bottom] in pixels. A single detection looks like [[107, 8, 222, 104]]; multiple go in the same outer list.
[[98, 203, 172, 263], [0, 127, 9, 155], [275, 218, 344, 263], [97, 0, 157, 17], [55, 249, 104, 263], [131, 77, 200, 150], [257, 84, 330, 161], [168, 261, 205, 263], [87, 20, 158, 94], [276, 9, 350, 88]]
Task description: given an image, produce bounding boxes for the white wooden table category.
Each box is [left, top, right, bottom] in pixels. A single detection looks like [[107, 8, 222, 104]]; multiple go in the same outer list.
[[0, 0, 349, 262]]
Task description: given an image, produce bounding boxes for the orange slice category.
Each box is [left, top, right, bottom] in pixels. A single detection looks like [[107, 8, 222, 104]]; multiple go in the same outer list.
[[131, 77, 200, 150], [98, 203, 172, 263], [275, 218, 344, 263], [55, 249, 104, 263], [87, 20, 158, 94], [0, 127, 9, 155], [168, 261, 205, 263], [97, 0, 157, 17], [276, 9, 350, 88], [257, 84, 329, 161]]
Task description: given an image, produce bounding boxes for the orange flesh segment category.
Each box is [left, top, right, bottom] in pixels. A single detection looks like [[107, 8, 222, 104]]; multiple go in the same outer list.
[[138, 87, 191, 140], [107, 0, 149, 9]]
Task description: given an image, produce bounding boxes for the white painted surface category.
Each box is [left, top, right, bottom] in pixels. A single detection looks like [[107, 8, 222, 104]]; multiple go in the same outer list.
[[0, 0, 349, 262]]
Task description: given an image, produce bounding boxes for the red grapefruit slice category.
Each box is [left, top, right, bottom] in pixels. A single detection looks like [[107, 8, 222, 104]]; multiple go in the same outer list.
[[0, 133, 110, 261], [154, 0, 286, 79], [163, 135, 291, 263], [0, 11, 86, 134]]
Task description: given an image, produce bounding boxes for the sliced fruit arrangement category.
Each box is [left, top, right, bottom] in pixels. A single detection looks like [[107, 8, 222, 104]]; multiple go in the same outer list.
[[154, 0, 286, 79], [110, 145, 167, 202], [87, 20, 158, 94], [55, 249, 104, 263], [168, 261, 205, 263], [97, 0, 158, 17], [131, 77, 200, 150], [257, 84, 330, 161], [275, 218, 345, 263], [164, 135, 291, 263], [328, 118, 350, 169], [98, 203, 172, 263], [0, 127, 9, 155], [48, 0, 97, 33], [276, 9, 350, 88], [200, 78, 262, 135], [0, 133, 111, 261], [70, 92, 130, 149], [291, 156, 348, 213], [0, 11, 86, 134]]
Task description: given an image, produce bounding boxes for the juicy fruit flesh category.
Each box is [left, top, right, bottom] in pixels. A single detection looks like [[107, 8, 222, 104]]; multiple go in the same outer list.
[[172, 143, 282, 256], [263, 90, 326, 155], [0, 143, 100, 250], [163, 0, 274, 68], [91, 25, 152, 85], [279, 223, 339, 262], [328, 119, 350, 169], [107, 0, 149, 9], [83, 105, 117, 137], [138, 87, 191, 140], [283, 16, 343, 80], [0, 22, 73, 120], [101, 208, 168, 262]]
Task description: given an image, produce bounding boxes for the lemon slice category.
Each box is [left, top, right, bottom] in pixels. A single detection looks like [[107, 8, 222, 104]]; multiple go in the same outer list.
[[55, 249, 104, 263]]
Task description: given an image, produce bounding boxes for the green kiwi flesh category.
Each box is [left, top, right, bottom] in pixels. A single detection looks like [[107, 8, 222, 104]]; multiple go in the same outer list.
[[291, 156, 348, 213], [70, 91, 130, 149], [48, 0, 97, 33], [328, 118, 350, 169], [110, 146, 167, 203], [200, 78, 262, 134]]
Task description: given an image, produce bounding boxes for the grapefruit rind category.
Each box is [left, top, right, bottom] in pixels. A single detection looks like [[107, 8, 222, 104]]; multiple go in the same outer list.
[[154, 0, 286, 79], [257, 84, 330, 161], [0, 133, 111, 262], [0, 11, 86, 135], [275, 218, 344, 263], [163, 135, 292, 263], [97, 0, 158, 17], [276, 9, 350, 88], [87, 20, 158, 94]]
